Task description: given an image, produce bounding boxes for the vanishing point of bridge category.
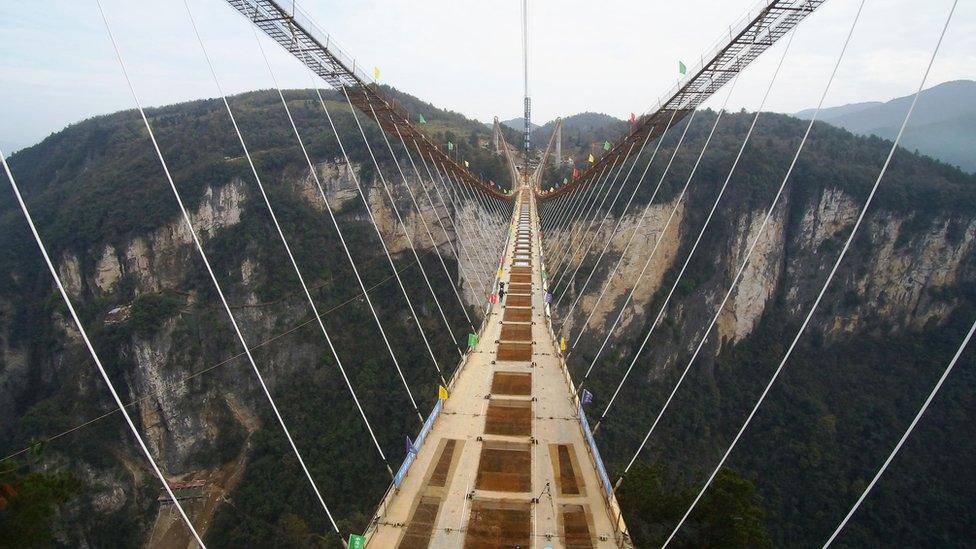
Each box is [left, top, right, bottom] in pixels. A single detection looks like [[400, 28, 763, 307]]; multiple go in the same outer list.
[[365, 179, 629, 547]]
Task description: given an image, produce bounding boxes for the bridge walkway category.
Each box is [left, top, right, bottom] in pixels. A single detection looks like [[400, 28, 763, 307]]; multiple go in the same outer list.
[[364, 180, 630, 548]]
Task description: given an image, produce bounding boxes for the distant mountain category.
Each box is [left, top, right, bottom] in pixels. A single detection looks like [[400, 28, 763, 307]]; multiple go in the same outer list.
[[500, 117, 540, 132], [795, 101, 882, 120], [531, 112, 627, 161], [795, 80, 976, 172]]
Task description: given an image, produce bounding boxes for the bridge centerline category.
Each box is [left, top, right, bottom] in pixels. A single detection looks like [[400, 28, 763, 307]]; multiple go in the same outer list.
[[362, 176, 631, 548]]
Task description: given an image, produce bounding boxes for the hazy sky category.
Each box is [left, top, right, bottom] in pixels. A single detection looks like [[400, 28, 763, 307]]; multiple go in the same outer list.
[[1, 0, 972, 153]]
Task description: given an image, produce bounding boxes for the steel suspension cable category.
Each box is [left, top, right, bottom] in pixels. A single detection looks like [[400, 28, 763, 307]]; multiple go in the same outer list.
[[594, 29, 798, 428], [1, 149, 206, 547], [364, 114, 470, 352], [568, 108, 681, 349], [96, 0, 340, 532], [584, 79, 739, 407], [543, 171, 596, 259], [254, 31, 426, 422], [335, 86, 452, 387], [553, 136, 651, 308], [573, 108, 702, 389], [385, 122, 477, 333], [548, 163, 615, 274], [427, 155, 495, 287], [662, 1, 956, 543], [552, 144, 637, 289], [416, 148, 493, 299], [442, 164, 501, 291], [825, 292, 969, 546], [432, 161, 492, 287], [183, 0, 392, 473], [617, 0, 866, 487], [559, 129, 659, 331], [547, 163, 617, 276]]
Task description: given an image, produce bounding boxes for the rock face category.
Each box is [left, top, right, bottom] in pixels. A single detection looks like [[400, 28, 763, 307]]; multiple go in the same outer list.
[[559, 180, 975, 382], [0, 160, 488, 545]]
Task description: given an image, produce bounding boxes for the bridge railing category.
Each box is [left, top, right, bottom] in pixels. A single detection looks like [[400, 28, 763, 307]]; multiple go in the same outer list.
[[539, 212, 633, 548]]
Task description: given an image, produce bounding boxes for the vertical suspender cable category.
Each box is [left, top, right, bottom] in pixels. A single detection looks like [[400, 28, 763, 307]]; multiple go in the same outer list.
[[183, 0, 391, 473], [251, 29, 427, 421], [344, 95, 463, 363], [1, 150, 206, 547], [595, 28, 798, 427], [658, 0, 959, 543], [619, 1, 868, 490], [95, 0, 340, 533], [574, 108, 701, 390], [568, 108, 680, 348]]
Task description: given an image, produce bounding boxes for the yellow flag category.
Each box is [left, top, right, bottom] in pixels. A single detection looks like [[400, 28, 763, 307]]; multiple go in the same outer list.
[[560, 337, 567, 352], [464, 160, 470, 168], [373, 66, 380, 80], [438, 385, 449, 400], [588, 154, 595, 163]]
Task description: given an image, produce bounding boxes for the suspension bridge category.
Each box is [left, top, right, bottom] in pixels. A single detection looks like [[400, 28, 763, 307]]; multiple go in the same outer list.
[[0, 0, 970, 547]]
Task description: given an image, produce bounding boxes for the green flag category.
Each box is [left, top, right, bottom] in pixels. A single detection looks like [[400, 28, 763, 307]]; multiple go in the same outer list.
[[348, 534, 366, 549], [562, 177, 568, 185], [467, 333, 479, 348], [603, 140, 611, 151], [679, 61, 687, 75], [419, 114, 427, 124], [447, 141, 454, 151]]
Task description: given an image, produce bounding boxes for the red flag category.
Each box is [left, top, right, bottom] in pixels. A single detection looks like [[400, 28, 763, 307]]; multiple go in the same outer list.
[[629, 112, 637, 125], [572, 167, 580, 179]]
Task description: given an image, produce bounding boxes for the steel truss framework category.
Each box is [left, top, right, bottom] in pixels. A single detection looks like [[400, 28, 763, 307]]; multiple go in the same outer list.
[[541, 0, 824, 200], [225, 0, 510, 201]]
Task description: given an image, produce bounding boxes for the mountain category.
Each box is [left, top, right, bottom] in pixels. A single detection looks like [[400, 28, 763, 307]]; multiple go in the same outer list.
[[1, 91, 974, 547], [500, 116, 540, 132], [795, 80, 976, 172]]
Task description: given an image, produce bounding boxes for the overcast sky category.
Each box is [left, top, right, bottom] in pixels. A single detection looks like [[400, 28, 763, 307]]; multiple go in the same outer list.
[[1, 0, 972, 153]]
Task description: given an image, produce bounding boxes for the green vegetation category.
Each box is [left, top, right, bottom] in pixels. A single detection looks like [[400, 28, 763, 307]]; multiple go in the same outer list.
[[0, 451, 80, 547], [1, 88, 973, 547], [617, 463, 770, 548]]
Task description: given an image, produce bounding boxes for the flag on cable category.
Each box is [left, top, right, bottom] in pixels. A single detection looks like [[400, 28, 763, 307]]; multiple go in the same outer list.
[[629, 112, 637, 125], [678, 60, 687, 75], [588, 154, 595, 163], [406, 436, 418, 455], [464, 160, 470, 168], [603, 140, 611, 151], [348, 534, 366, 549], [373, 66, 381, 80], [562, 177, 567, 185], [419, 114, 427, 124], [581, 389, 594, 405], [572, 167, 580, 179], [447, 141, 454, 151], [438, 385, 449, 400]]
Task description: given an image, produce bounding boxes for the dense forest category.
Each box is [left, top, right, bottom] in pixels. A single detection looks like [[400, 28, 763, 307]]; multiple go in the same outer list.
[[0, 85, 973, 548]]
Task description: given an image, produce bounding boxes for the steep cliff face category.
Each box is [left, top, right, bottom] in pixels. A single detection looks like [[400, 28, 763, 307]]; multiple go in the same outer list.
[[551, 111, 976, 547], [0, 155, 484, 546]]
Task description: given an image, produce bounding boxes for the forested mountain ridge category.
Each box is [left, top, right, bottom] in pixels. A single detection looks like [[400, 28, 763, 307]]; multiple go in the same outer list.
[[553, 110, 976, 546], [0, 87, 502, 547], [0, 85, 972, 548]]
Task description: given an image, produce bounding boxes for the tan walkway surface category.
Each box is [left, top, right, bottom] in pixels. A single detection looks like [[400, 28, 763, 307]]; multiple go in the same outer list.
[[364, 182, 631, 548]]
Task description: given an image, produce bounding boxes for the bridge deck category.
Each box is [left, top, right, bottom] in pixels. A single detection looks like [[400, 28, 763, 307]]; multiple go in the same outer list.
[[365, 184, 629, 548]]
